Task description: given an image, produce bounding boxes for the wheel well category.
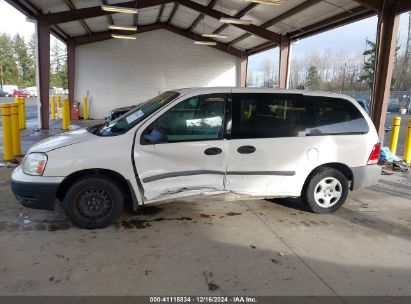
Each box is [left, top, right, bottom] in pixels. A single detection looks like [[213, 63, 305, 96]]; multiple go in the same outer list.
[[302, 163, 354, 196], [56, 169, 134, 209]]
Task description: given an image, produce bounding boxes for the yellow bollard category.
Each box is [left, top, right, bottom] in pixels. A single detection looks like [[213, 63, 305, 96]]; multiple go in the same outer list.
[[17, 97, 26, 130], [15, 97, 22, 129], [1, 104, 14, 161], [404, 119, 411, 164], [389, 116, 401, 155], [62, 98, 70, 130], [83, 96, 88, 120], [10, 103, 21, 156], [57, 96, 61, 109], [50, 96, 56, 120]]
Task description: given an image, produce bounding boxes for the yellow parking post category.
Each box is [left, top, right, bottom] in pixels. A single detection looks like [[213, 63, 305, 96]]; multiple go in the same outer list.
[[404, 119, 411, 164], [62, 98, 70, 130], [10, 103, 21, 156], [17, 97, 26, 130], [83, 96, 88, 120], [1, 104, 14, 161], [389, 116, 401, 155], [57, 96, 61, 109], [16, 97, 23, 129], [50, 96, 56, 120]]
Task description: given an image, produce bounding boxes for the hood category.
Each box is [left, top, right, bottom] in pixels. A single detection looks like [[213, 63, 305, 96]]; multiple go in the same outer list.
[[28, 128, 97, 153]]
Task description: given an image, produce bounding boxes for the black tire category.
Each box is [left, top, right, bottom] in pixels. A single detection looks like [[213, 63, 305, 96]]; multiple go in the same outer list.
[[63, 175, 124, 228], [302, 168, 348, 214]]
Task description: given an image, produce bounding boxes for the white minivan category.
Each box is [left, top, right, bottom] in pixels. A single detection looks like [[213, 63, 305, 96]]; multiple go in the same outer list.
[[11, 88, 381, 228]]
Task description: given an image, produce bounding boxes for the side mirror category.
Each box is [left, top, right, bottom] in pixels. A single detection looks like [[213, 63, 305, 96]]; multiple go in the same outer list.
[[143, 128, 168, 144]]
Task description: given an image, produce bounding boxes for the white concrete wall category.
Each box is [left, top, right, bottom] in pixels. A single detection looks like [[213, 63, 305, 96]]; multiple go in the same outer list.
[[74, 29, 241, 119]]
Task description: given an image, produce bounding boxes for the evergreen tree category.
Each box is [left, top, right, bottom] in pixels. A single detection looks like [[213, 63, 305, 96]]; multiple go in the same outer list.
[[360, 39, 399, 90], [306, 65, 320, 90], [0, 33, 18, 86], [14, 34, 34, 86], [50, 40, 67, 88], [359, 40, 376, 89]]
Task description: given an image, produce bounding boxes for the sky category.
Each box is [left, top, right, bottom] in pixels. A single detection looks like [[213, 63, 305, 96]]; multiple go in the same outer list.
[[0, 0, 409, 71], [248, 13, 410, 71]]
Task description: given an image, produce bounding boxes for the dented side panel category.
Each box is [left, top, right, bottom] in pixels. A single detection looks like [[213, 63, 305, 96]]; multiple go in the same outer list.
[[134, 140, 229, 201]]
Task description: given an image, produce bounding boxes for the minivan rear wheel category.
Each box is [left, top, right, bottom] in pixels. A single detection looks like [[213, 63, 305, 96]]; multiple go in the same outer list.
[[63, 176, 124, 228], [303, 168, 348, 213]]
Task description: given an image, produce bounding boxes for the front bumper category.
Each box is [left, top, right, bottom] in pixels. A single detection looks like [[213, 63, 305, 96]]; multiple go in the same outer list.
[[351, 165, 381, 190], [11, 180, 59, 210]]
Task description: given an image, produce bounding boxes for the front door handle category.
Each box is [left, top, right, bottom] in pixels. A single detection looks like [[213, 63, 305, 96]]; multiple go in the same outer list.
[[204, 147, 222, 155], [237, 145, 256, 154]]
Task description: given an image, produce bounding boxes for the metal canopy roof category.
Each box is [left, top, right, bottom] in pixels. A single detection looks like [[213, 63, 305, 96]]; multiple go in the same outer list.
[[5, 0, 411, 57]]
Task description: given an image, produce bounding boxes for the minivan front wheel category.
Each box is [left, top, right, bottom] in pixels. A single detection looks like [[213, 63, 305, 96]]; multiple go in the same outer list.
[[63, 176, 124, 228], [303, 168, 348, 213]]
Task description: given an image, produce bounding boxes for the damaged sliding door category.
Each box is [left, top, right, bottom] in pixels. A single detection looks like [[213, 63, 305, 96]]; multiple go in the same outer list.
[[134, 93, 229, 201]]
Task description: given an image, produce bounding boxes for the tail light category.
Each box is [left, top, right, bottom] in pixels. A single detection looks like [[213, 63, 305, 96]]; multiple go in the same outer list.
[[367, 143, 381, 165]]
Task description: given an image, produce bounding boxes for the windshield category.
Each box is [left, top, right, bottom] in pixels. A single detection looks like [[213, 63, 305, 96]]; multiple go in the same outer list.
[[95, 91, 180, 136]]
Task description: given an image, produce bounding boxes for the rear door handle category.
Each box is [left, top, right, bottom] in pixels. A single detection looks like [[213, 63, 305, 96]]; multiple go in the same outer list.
[[237, 145, 256, 154], [204, 147, 222, 155]]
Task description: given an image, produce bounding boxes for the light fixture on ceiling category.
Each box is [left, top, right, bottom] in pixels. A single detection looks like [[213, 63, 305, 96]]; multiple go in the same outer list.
[[244, 0, 285, 4], [193, 41, 217, 46], [101, 5, 138, 14], [109, 25, 138, 31], [219, 17, 252, 25], [201, 33, 228, 39], [111, 34, 137, 40]]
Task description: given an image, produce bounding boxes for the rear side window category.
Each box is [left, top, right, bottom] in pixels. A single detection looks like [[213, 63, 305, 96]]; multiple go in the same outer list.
[[305, 96, 369, 135], [231, 93, 305, 139]]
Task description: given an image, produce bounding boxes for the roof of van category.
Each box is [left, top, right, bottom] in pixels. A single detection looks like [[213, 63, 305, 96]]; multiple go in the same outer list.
[[173, 87, 351, 100]]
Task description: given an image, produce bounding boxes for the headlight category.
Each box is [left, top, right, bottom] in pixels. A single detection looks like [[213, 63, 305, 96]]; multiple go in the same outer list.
[[22, 153, 48, 176]]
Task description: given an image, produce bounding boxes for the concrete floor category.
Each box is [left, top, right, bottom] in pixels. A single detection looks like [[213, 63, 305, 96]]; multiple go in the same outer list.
[[0, 166, 411, 296], [1, 96, 411, 297]]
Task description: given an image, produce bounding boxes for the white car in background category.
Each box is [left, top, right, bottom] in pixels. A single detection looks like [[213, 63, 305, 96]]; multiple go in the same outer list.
[[11, 88, 381, 228], [26, 86, 38, 97], [1, 85, 18, 97]]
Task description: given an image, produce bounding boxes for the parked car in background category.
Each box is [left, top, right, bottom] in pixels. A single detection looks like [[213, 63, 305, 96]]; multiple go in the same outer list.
[[12, 89, 30, 98], [26, 86, 38, 97], [388, 98, 400, 113], [355, 98, 370, 114], [11, 88, 381, 229], [0, 89, 7, 97], [1, 85, 18, 97], [55, 87, 64, 95], [105, 105, 137, 121]]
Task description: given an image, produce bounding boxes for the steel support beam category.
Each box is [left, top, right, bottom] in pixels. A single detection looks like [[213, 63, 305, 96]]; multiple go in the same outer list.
[[353, 0, 383, 12], [187, 0, 218, 32], [178, 0, 281, 44], [37, 22, 50, 130], [228, 0, 321, 47], [279, 36, 291, 89], [40, 0, 173, 25], [67, 42, 75, 106], [163, 23, 242, 57], [213, 3, 257, 35], [167, 3, 179, 23], [240, 55, 248, 87], [69, 24, 163, 46], [370, 8, 400, 140]]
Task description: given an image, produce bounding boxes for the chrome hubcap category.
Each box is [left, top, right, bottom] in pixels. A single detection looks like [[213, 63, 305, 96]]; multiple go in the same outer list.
[[313, 177, 342, 208]]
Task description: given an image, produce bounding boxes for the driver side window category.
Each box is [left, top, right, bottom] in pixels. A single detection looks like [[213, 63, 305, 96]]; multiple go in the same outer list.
[[146, 94, 226, 143]]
